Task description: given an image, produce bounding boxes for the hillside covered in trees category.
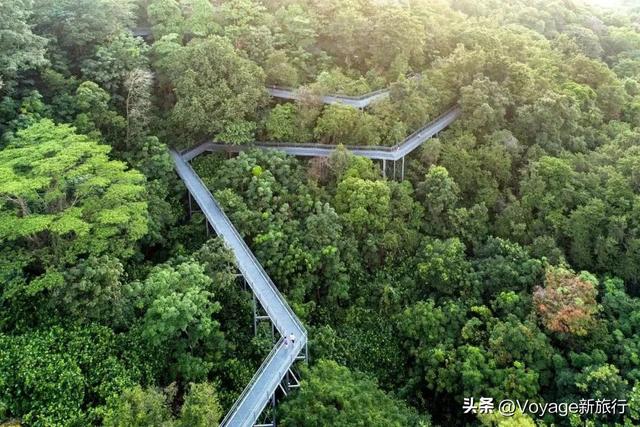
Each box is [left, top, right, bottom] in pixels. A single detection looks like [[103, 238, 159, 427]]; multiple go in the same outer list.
[[2, 0, 640, 425]]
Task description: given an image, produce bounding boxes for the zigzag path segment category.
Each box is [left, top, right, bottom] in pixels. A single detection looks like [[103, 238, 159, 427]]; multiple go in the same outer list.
[[171, 151, 307, 427], [171, 81, 461, 426], [182, 106, 461, 162]]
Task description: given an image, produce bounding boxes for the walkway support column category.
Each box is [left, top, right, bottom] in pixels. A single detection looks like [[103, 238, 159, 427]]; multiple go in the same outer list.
[[271, 392, 277, 427], [252, 293, 274, 339], [253, 293, 257, 336]]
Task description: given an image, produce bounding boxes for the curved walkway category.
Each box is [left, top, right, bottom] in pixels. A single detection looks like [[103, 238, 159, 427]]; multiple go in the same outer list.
[[267, 86, 389, 109], [171, 151, 306, 427], [182, 105, 461, 162]]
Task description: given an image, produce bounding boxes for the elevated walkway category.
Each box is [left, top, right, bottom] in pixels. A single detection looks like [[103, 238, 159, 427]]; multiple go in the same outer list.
[[182, 106, 459, 162], [131, 27, 152, 37], [267, 86, 389, 109], [171, 81, 461, 426], [171, 151, 307, 426]]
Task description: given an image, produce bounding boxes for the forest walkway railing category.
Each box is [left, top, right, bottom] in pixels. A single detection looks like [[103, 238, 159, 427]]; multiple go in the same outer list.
[[171, 151, 307, 427]]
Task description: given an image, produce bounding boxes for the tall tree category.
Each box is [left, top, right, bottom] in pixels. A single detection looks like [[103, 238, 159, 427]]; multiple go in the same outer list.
[[123, 69, 154, 149], [533, 267, 599, 337], [127, 260, 225, 382], [0, 0, 47, 93], [81, 33, 150, 103], [0, 120, 147, 299], [161, 35, 267, 142], [278, 360, 428, 427], [32, 0, 135, 63], [147, 0, 184, 40]]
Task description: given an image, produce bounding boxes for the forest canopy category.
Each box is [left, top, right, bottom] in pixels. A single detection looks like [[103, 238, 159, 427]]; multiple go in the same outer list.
[[2, 0, 640, 426]]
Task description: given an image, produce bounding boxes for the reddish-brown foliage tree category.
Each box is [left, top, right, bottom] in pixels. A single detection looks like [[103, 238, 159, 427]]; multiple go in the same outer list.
[[533, 267, 599, 336]]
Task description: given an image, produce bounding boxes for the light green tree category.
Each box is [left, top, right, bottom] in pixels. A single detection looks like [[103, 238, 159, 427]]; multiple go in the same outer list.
[[0, 120, 147, 294], [178, 382, 223, 427], [103, 382, 222, 427], [73, 81, 126, 143], [0, 325, 138, 426], [266, 104, 299, 141], [314, 104, 381, 146], [334, 176, 390, 238], [103, 385, 174, 427]]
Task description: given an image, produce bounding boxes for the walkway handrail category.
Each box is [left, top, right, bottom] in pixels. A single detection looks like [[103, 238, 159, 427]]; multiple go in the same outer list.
[[208, 190, 304, 335], [396, 105, 461, 157], [267, 72, 423, 105], [400, 105, 459, 147], [220, 207, 306, 335], [220, 336, 282, 426], [220, 336, 306, 426], [267, 86, 389, 109], [240, 140, 395, 152]]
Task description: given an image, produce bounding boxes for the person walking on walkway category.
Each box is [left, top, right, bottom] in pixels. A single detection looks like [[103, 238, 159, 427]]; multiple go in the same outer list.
[[284, 335, 289, 348], [289, 333, 296, 347]]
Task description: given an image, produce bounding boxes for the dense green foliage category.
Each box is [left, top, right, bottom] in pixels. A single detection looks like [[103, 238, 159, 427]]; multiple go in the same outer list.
[[278, 360, 428, 426], [3, 0, 640, 426], [102, 382, 223, 427]]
